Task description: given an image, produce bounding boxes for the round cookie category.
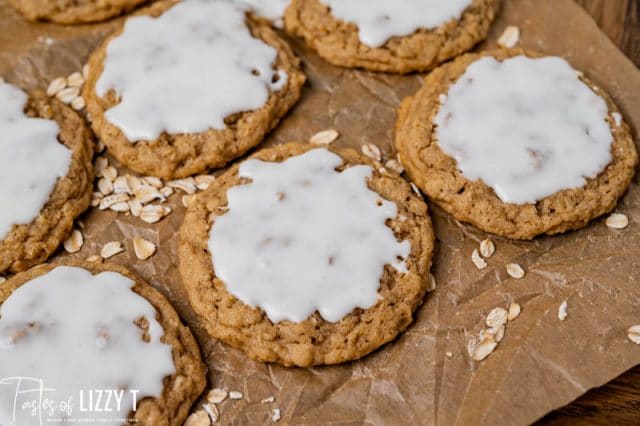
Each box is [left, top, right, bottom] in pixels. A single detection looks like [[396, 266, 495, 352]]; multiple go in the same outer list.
[[0, 87, 93, 274], [0, 261, 207, 426], [178, 143, 435, 367], [84, 0, 306, 179], [7, 0, 150, 24], [396, 49, 638, 240], [284, 0, 500, 74]]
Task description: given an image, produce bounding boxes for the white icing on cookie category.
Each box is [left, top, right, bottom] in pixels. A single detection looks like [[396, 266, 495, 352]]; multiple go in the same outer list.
[[234, 0, 289, 26], [209, 149, 410, 323], [321, 0, 473, 47], [96, 0, 287, 142], [0, 81, 71, 241], [434, 56, 614, 205], [0, 266, 174, 426]]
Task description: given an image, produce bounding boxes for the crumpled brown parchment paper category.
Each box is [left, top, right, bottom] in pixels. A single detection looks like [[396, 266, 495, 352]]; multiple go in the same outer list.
[[0, 0, 639, 424]]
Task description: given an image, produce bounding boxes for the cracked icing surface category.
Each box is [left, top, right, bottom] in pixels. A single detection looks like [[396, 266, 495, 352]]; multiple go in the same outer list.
[[209, 148, 410, 323], [180, 143, 434, 366], [84, 0, 306, 178], [434, 55, 614, 205], [396, 49, 637, 239]]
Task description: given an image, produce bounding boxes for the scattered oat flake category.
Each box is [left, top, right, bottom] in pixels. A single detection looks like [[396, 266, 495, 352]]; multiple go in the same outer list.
[[195, 175, 216, 191], [66, 71, 85, 88], [63, 230, 84, 253], [144, 176, 163, 188], [82, 64, 90, 79], [272, 408, 282, 422], [207, 388, 228, 404], [185, 410, 210, 426], [86, 255, 102, 263], [97, 178, 114, 195], [410, 183, 421, 197], [135, 186, 165, 204], [202, 403, 219, 423], [627, 325, 640, 344], [95, 157, 109, 174], [605, 213, 629, 230], [71, 96, 86, 111], [91, 192, 103, 207], [261, 396, 275, 404], [228, 391, 243, 400], [507, 303, 521, 321], [47, 77, 67, 97], [471, 249, 487, 270], [445, 351, 453, 358], [498, 25, 520, 48], [113, 176, 131, 194], [490, 325, 505, 343], [133, 237, 156, 260], [428, 273, 437, 292], [506, 263, 525, 279], [470, 337, 497, 361], [99, 193, 129, 210], [361, 143, 382, 162], [140, 205, 166, 224], [479, 239, 495, 258], [55, 86, 80, 104], [100, 241, 124, 259], [384, 159, 404, 174], [168, 178, 197, 194], [486, 307, 508, 328], [160, 186, 174, 198], [310, 129, 339, 145], [129, 200, 143, 217], [558, 301, 568, 321]]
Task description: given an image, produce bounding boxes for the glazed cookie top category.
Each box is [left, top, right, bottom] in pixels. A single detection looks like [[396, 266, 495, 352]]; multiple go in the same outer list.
[[320, 0, 473, 47], [95, 0, 288, 142], [0, 266, 175, 425], [0, 81, 72, 240], [210, 148, 411, 323], [433, 55, 613, 204]]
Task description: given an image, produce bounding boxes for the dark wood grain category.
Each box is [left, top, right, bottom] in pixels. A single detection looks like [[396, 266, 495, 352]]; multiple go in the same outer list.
[[540, 1, 640, 424]]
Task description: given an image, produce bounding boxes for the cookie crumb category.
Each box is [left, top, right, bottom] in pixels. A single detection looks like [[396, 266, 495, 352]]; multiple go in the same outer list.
[[605, 213, 629, 230], [310, 129, 339, 145], [558, 301, 568, 321], [507, 303, 521, 321], [100, 241, 124, 259], [471, 249, 487, 270], [498, 26, 520, 48], [207, 388, 228, 404], [86, 255, 102, 263], [628, 325, 640, 344], [445, 351, 453, 358], [133, 237, 156, 260], [261, 396, 275, 404], [506, 263, 525, 279], [63, 229, 84, 253], [271, 408, 282, 422], [479, 239, 495, 258]]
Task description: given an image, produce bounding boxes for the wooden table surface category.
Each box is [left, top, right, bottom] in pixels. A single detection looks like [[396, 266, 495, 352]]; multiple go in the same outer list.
[[540, 1, 640, 424]]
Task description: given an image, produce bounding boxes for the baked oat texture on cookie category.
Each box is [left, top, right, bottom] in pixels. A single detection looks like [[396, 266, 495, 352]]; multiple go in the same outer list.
[[0, 261, 207, 426], [0, 93, 93, 274], [396, 49, 638, 240], [7, 0, 150, 24], [284, 0, 501, 73], [84, 0, 306, 179], [178, 143, 435, 367]]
